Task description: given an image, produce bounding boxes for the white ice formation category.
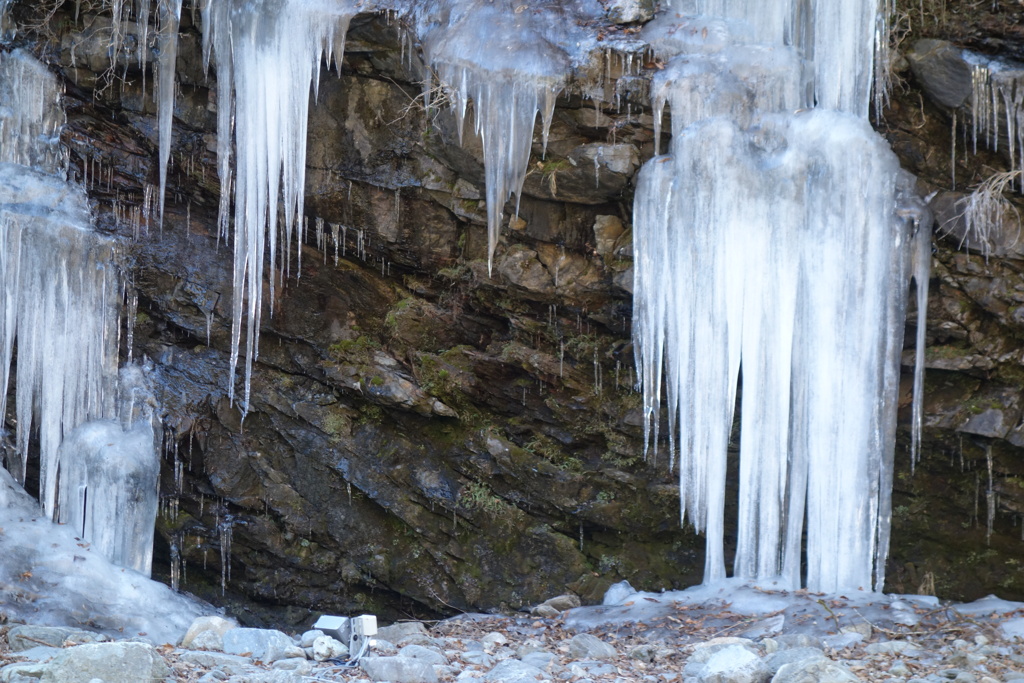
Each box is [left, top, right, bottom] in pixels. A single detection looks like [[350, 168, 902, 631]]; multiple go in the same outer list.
[[966, 53, 1024, 177], [192, 0, 599, 412], [200, 0, 357, 413], [0, 50, 121, 521], [0, 37, 166, 582], [56, 364, 161, 576], [0, 49, 68, 174], [417, 0, 569, 275], [0, 39, 171, 605], [0, 466, 210, 643], [667, 0, 881, 116], [633, 1, 928, 593]]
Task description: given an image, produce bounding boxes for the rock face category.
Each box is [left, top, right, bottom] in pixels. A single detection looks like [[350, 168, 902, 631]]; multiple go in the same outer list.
[[0, 0, 1022, 622]]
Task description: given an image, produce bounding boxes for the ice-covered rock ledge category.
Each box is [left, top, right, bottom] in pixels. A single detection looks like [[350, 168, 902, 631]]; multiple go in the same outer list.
[[3, 578, 1024, 682]]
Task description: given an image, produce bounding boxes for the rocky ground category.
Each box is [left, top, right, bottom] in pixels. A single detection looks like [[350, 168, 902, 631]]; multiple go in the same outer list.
[[2, 583, 1024, 683]]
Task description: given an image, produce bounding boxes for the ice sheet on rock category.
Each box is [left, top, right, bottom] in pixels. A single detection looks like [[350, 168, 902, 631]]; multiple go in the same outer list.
[[418, 0, 570, 274], [1001, 617, 1024, 640], [633, 111, 913, 592], [0, 49, 68, 175], [0, 468, 211, 644], [951, 594, 1024, 617], [0, 164, 120, 516], [201, 0, 358, 414], [643, 12, 744, 60], [566, 578, 945, 637]]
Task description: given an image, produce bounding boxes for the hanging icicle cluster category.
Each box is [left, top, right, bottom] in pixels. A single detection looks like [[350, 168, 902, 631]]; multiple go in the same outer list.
[[0, 50, 122, 518], [417, 0, 568, 275], [633, 2, 930, 592], [200, 0, 358, 414]]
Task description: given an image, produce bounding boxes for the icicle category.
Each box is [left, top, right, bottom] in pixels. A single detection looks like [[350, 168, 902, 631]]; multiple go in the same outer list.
[[219, 512, 233, 595], [170, 538, 181, 591], [420, 0, 568, 274], [126, 291, 138, 363], [156, 0, 183, 227], [559, 339, 564, 378], [986, 444, 995, 546], [903, 179, 933, 472]]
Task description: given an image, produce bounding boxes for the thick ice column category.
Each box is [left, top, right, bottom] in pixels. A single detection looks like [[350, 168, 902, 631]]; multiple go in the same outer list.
[[201, 0, 357, 414], [420, 0, 568, 274], [56, 364, 160, 576], [633, 111, 913, 592]]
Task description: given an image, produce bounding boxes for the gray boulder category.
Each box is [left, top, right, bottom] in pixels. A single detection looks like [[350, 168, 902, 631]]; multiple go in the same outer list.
[[606, 0, 655, 23], [772, 657, 859, 683], [222, 628, 296, 663], [8, 625, 105, 651], [360, 655, 439, 683], [484, 659, 547, 682], [40, 642, 168, 683], [568, 633, 617, 660], [181, 615, 237, 649], [177, 650, 254, 675], [399, 643, 448, 665], [312, 635, 347, 661], [695, 644, 770, 683], [905, 39, 974, 108], [765, 647, 828, 676], [377, 621, 431, 645]]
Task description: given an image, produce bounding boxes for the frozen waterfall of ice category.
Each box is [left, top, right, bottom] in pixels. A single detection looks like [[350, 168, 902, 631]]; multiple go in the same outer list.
[[634, 112, 913, 592], [666, 0, 881, 116], [150, 0, 927, 596]]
